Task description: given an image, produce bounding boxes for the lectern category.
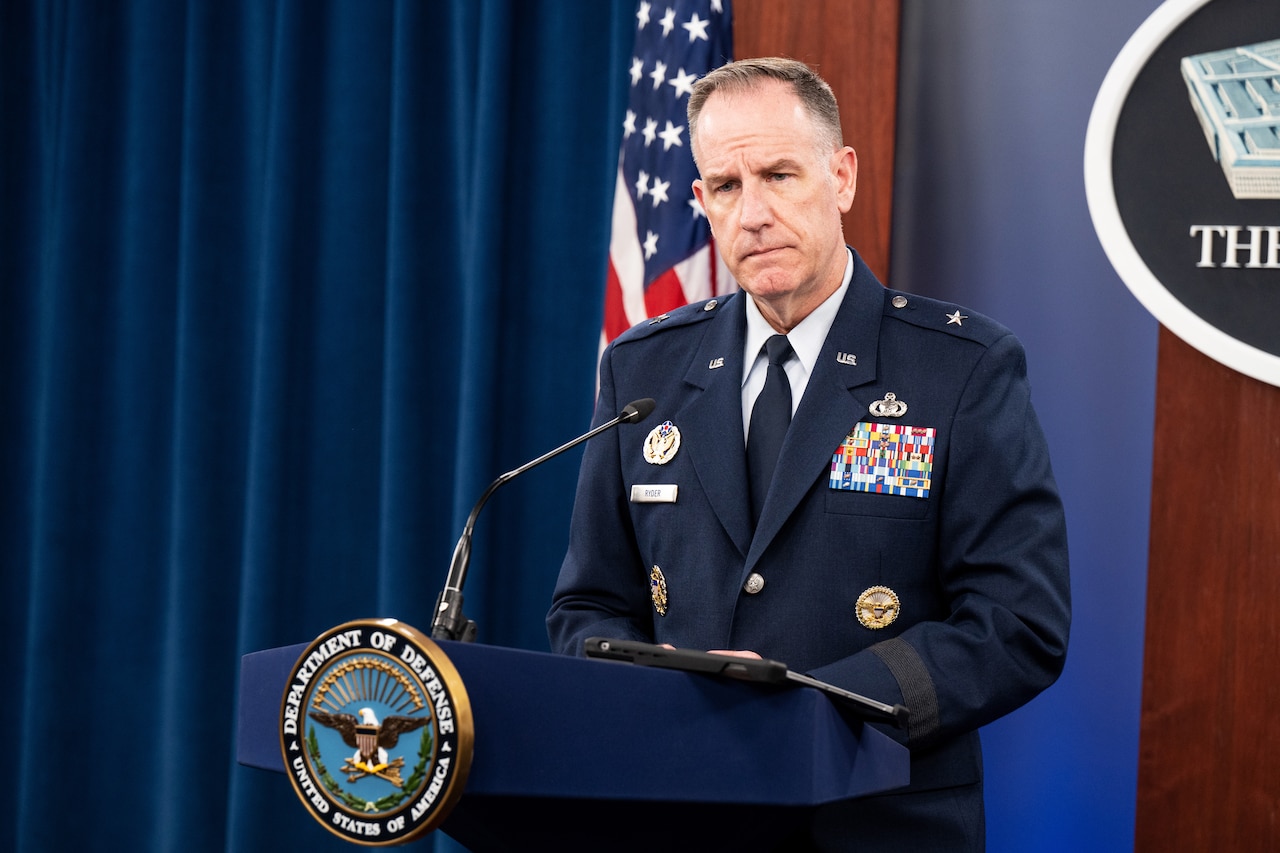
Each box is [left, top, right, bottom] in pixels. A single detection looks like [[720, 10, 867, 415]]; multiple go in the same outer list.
[[238, 640, 908, 850]]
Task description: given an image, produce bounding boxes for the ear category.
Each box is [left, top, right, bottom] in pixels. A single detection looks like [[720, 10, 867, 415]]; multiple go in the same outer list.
[[692, 179, 712, 232], [834, 147, 858, 213]]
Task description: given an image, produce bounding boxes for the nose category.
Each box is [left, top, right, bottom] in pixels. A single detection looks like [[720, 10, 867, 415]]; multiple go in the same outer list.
[[737, 179, 774, 232]]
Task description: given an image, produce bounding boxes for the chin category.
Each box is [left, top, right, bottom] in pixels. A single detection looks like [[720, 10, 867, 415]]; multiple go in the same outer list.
[[740, 273, 800, 299]]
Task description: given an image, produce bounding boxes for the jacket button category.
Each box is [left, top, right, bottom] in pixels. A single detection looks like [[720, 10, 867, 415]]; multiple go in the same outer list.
[[743, 573, 765, 594]]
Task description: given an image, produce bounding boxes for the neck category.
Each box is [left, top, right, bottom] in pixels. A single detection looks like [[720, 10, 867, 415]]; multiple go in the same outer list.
[[752, 280, 842, 333]]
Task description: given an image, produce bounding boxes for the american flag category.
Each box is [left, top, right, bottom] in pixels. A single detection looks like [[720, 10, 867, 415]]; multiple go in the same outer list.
[[602, 0, 735, 347]]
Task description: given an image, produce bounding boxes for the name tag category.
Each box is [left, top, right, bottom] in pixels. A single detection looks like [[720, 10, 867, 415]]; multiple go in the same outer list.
[[630, 484, 678, 503]]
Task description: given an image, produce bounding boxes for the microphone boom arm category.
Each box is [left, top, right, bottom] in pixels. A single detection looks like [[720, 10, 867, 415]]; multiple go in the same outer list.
[[430, 398, 656, 641]]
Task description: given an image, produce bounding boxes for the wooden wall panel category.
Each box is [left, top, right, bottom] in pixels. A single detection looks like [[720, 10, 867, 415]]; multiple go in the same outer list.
[[733, 0, 900, 285], [1134, 328, 1280, 849]]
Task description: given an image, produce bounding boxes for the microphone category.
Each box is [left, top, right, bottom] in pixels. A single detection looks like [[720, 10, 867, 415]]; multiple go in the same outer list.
[[430, 398, 657, 641]]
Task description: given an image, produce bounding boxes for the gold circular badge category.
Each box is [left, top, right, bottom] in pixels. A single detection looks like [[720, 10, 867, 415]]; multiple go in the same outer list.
[[856, 586, 901, 630]]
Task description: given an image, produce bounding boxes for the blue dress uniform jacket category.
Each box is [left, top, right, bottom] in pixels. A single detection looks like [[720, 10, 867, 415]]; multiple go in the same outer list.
[[548, 250, 1070, 844]]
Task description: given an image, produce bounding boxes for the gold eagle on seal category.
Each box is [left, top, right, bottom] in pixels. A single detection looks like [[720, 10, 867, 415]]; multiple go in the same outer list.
[[309, 707, 428, 788]]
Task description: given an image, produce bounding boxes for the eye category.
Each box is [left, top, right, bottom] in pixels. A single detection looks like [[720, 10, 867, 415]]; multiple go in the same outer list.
[[713, 180, 738, 194]]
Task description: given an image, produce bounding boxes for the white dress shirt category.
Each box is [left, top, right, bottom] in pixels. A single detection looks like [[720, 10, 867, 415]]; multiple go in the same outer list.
[[741, 249, 854, 441]]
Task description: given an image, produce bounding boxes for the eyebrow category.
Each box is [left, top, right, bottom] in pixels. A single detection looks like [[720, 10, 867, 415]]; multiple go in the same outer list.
[[762, 158, 804, 174], [704, 157, 806, 186]]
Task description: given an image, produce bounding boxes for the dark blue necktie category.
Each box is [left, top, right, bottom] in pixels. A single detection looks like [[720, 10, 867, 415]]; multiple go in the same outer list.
[[747, 334, 794, 524]]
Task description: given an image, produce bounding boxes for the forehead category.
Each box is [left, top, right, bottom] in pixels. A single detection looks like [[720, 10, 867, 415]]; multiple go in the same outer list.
[[695, 80, 824, 170]]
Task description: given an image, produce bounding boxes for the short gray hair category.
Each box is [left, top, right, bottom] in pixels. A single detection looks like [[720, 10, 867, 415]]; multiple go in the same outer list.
[[688, 57, 843, 164]]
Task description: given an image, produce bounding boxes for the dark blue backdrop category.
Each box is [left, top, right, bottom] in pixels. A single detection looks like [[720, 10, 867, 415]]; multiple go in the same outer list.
[[895, 2, 1159, 849], [1, 1, 1158, 851]]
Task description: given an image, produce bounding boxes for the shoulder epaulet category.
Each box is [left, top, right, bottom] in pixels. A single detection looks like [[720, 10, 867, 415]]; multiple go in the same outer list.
[[880, 289, 1010, 347], [611, 292, 737, 346]]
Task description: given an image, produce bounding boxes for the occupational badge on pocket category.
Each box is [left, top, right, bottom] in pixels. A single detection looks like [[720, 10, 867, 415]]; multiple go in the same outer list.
[[869, 392, 907, 418]]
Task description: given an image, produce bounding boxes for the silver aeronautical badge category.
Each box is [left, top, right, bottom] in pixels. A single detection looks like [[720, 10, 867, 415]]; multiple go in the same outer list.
[[868, 392, 908, 418], [643, 420, 681, 465]]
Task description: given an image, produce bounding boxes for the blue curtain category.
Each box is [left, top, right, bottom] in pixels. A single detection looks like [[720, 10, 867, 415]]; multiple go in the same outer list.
[[1, 1, 634, 850]]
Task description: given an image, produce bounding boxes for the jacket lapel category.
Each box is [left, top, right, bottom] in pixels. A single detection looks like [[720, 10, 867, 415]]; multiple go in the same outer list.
[[676, 295, 753, 558]]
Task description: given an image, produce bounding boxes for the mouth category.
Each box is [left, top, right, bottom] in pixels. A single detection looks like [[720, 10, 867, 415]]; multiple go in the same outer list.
[[744, 245, 788, 261]]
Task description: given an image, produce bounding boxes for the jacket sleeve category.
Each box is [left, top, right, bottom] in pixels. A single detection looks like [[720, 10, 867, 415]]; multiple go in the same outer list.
[[808, 332, 1071, 749]]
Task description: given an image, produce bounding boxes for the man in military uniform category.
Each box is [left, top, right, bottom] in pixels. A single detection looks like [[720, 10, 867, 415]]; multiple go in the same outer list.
[[548, 57, 1070, 851]]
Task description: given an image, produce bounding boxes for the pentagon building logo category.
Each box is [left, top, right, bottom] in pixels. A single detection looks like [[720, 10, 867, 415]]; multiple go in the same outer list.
[[1085, 0, 1280, 388], [1182, 38, 1280, 199], [278, 619, 473, 846]]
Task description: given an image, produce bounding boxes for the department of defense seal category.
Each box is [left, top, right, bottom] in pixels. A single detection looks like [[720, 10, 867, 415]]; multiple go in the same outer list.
[[279, 619, 474, 846], [643, 420, 681, 465], [856, 586, 901, 630]]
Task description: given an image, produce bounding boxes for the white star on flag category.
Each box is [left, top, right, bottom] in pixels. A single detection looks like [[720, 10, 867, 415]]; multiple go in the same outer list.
[[659, 7, 677, 36], [683, 13, 710, 42], [650, 177, 671, 206], [658, 121, 684, 151], [668, 68, 698, 98], [641, 117, 658, 147], [649, 60, 667, 90]]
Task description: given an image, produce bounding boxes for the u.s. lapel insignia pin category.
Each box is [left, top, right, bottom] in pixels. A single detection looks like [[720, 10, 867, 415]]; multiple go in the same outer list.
[[650, 566, 668, 616], [856, 586, 900, 629], [643, 420, 681, 465], [869, 392, 908, 418]]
